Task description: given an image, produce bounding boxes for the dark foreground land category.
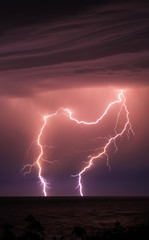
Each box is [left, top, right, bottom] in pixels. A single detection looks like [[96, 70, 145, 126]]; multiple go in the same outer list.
[[0, 197, 149, 240]]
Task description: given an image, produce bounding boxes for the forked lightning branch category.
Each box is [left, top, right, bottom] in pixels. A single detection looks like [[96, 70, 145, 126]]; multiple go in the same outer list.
[[21, 90, 134, 196]]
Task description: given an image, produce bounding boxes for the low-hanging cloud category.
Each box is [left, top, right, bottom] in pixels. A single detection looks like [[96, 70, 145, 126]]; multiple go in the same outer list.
[[0, 1, 149, 96]]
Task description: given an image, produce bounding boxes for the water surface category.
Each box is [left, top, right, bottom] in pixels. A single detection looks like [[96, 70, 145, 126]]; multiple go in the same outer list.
[[0, 197, 149, 239]]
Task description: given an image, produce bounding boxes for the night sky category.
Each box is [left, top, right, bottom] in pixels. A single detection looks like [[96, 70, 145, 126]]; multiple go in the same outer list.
[[0, 0, 148, 196]]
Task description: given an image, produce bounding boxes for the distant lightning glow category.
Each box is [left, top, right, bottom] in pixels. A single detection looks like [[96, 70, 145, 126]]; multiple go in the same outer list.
[[22, 90, 134, 196]]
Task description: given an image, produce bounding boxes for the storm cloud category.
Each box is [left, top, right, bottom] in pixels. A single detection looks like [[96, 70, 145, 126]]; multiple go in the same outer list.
[[0, 1, 149, 196], [0, 1, 149, 96]]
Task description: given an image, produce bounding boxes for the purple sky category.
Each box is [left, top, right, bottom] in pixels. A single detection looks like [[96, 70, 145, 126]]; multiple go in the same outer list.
[[0, 0, 148, 196]]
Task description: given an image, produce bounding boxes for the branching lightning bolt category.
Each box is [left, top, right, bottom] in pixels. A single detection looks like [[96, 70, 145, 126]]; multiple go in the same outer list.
[[22, 90, 134, 196]]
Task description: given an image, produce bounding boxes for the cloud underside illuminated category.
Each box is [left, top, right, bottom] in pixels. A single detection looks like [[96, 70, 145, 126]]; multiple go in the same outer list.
[[0, 2, 149, 96]]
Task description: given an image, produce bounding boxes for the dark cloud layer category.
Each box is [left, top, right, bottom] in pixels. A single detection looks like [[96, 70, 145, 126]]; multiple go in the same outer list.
[[0, 1, 149, 196], [0, 1, 149, 96]]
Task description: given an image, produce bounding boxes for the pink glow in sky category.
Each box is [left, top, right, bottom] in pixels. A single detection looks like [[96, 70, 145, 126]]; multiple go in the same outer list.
[[0, 0, 148, 196]]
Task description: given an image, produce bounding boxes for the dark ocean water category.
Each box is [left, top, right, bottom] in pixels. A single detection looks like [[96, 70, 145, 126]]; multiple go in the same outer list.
[[0, 197, 149, 239]]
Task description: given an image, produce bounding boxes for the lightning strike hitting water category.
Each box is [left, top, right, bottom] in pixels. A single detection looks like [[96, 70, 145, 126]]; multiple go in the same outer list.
[[22, 90, 134, 196]]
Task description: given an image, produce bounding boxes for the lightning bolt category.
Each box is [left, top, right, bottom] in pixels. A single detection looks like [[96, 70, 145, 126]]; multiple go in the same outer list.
[[22, 89, 134, 196]]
